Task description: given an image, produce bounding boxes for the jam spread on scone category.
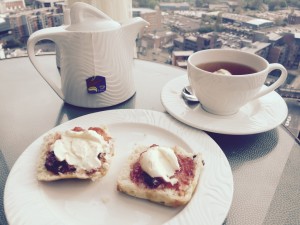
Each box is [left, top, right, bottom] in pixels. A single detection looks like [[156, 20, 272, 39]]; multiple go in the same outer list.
[[45, 151, 76, 175], [44, 127, 111, 175], [130, 145, 196, 191]]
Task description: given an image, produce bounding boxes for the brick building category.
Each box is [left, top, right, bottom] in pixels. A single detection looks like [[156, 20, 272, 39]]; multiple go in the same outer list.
[[2, 0, 25, 12], [9, 8, 63, 42], [133, 7, 162, 33], [174, 33, 222, 52], [288, 11, 300, 25], [172, 50, 193, 69]]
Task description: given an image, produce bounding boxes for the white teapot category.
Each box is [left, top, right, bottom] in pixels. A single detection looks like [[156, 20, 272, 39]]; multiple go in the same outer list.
[[27, 2, 148, 108]]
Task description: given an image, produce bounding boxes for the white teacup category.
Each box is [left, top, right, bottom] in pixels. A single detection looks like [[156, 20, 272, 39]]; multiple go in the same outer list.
[[187, 49, 287, 116]]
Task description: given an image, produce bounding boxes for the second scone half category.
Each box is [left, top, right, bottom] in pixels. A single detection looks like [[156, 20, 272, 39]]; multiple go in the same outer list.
[[117, 144, 204, 207]]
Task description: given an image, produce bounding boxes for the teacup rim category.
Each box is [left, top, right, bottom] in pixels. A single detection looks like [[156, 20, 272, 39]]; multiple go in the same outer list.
[[187, 49, 269, 77]]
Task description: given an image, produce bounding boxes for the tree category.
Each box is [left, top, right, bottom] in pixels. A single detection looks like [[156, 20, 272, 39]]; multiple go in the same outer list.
[[245, 0, 263, 10], [214, 12, 223, 32], [195, 0, 202, 8], [267, 0, 289, 10], [279, 1, 287, 8], [3, 39, 23, 48], [199, 25, 214, 34], [136, 0, 158, 9], [268, 1, 277, 11]]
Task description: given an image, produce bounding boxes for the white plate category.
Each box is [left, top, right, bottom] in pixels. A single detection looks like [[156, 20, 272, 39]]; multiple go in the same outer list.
[[161, 76, 288, 135], [4, 109, 233, 225]]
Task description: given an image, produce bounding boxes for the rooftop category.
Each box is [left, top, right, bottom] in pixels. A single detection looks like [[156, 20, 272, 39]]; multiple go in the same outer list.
[[132, 8, 156, 14], [173, 50, 193, 56], [267, 32, 283, 41], [222, 13, 253, 23], [160, 2, 190, 7], [241, 41, 271, 54], [185, 36, 197, 41], [247, 18, 273, 26], [294, 33, 300, 39], [176, 61, 188, 67]]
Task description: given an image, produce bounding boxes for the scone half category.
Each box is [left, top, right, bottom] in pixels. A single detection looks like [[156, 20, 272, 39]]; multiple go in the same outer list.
[[117, 145, 204, 207], [37, 126, 114, 181]]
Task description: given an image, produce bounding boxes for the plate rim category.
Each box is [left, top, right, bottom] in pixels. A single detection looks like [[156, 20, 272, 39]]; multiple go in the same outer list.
[[4, 109, 233, 225], [161, 75, 288, 135]]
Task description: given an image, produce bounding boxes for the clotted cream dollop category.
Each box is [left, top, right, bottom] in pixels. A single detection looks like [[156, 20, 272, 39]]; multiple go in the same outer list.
[[52, 130, 110, 171], [140, 146, 180, 185], [213, 68, 232, 75]]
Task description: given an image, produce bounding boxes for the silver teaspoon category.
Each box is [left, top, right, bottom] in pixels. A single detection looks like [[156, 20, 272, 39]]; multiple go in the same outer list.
[[182, 86, 199, 103]]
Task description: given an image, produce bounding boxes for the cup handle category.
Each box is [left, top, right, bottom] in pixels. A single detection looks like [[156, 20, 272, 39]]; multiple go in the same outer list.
[[252, 63, 287, 100], [27, 26, 66, 100]]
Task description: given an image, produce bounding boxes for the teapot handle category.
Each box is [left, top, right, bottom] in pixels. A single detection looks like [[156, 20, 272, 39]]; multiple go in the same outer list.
[[27, 26, 66, 100]]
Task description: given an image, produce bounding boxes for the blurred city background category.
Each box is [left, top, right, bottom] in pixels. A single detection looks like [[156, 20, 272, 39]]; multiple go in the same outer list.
[[0, 0, 299, 138]]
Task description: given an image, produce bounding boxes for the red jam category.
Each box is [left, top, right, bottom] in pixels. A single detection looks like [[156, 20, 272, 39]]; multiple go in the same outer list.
[[72, 126, 111, 142], [45, 151, 76, 175], [130, 154, 196, 190]]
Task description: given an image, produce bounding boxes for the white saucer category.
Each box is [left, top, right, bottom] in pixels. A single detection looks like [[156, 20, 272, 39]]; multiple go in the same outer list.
[[161, 76, 288, 135]]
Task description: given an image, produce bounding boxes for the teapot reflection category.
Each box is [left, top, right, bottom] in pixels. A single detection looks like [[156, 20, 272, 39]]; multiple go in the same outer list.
[[27, 2, 149, 108]]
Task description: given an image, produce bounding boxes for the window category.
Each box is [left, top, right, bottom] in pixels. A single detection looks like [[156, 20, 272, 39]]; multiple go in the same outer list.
[[0, 0, 299, 137]]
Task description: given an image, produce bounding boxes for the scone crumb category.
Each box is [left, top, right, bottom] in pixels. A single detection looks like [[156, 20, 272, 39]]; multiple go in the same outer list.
[[100, 196, 110, 204]]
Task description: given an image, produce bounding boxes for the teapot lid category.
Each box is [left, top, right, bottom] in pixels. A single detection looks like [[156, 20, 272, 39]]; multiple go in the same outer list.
[[66, 2, 120, 32]]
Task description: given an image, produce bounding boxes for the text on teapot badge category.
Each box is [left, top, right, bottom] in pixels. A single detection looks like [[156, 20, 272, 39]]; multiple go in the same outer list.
[[86, 76, 106, 94]]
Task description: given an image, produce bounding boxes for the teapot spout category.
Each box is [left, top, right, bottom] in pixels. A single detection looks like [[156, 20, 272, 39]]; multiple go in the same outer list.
[[122, 17, 149, 53]]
